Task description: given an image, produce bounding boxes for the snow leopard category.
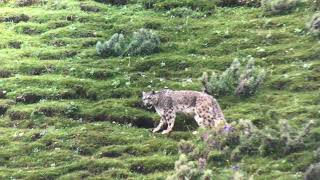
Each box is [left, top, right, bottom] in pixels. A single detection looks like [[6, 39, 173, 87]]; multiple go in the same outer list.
[[142, 89, 226, 134]]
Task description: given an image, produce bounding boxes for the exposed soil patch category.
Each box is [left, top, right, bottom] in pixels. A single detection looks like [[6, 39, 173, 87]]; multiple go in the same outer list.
[[8, 110, 30, 120], [16, 93, 42, 104], [0, 70, 12, 78], [80, 3, 100, 12], [8, 41, 22, 49], [2, 14, 29, 23]]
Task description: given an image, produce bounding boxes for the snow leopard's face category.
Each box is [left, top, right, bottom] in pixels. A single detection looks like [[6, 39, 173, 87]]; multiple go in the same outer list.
[[142, 91, 158, 108]]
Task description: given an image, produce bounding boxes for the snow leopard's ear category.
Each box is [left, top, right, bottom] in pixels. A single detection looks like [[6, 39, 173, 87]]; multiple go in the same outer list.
[[151, 90, 155, 94]]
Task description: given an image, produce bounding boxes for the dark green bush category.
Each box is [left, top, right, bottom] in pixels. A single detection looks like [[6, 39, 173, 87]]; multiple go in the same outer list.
[[94, 0, 129, 5], [16, 0, 39, 7], [140, 0, 216, 14], [96, 33, 126, 57], [238, 0, 261, 7], [202, 58, 266, 98], [124, 28, 160, 56], [305, 163, 320, 180], [169, 119, 315, 179], [307, 13, 320, 36], [309, 0, 320, 11], [261, 0, 298, 15], [166, 7, 207, 18], [96, 28, 160, 57]]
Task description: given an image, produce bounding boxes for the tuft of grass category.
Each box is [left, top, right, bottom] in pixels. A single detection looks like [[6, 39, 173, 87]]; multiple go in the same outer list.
[[261, 0, 298, 15], [0, 0, 318, 179]]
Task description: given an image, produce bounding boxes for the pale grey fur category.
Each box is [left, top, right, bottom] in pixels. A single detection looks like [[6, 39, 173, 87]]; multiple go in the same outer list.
[[142, 89, 226, 134]]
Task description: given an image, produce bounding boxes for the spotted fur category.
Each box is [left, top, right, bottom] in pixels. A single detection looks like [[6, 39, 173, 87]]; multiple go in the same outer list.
[[142, 89, 226, 134]]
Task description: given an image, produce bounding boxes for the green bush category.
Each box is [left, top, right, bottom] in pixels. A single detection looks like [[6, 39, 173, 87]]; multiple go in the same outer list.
[[96, 33, 126, 57], [217, 0, 240, 6], [261, 0, 298, 15], [140, 0, 216, 14], [202, 57, 266, 98], [94, 0, 129, 5], [166, 7, 207, 18], [315, 0, 320, 10], [166, 154, 213, 180], [305, 163, 320, 180], [124, 28, 161, 56], [96, 28, 160, 57], [237, 119, 315, 156], [238, 0, 261, 7], [307, 13, 320, 36], [169, 119, 315, 179], [16, 0, 39, 7], [167, 124, 238, 179], [309, 0, 320, 11]]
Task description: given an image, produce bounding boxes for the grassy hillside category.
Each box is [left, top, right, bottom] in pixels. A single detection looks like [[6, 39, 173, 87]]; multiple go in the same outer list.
[[0, 0, 319, 179]]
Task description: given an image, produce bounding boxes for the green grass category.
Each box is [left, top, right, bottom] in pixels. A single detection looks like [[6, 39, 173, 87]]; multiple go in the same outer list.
[[0, 0, 319, 179]]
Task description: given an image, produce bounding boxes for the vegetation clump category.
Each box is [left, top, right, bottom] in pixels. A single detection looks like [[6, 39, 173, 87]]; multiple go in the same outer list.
[[94, 0, 128, 5], [1, 14, 29, 23], [16, 0, 38, 7], [140, 0, 216, 15], [96, 33, 126, 57], [218, 0, 261, 7], [307, 12, 320, 36], [202, 57, 266, 98], [124, 28, 161, 56], [166, 7, 207, 18], [305, 163, 320, 180], [167, 124, 238, 179], [96, 28, 160, 57], [309, 0, 320, 11], [261, 0, 298, 14], [169, 119, 315, 179], [80, 3, 101, 12]]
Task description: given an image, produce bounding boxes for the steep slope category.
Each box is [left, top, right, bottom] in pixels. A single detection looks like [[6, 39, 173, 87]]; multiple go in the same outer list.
[[0, 0, 319, 179]]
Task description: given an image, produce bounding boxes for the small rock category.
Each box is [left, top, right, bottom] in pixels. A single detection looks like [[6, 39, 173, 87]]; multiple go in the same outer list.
[[0, 90, 7, 98]]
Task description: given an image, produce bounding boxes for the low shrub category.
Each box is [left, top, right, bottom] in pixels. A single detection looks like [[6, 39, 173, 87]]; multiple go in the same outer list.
[[166, 7, 207, 18], [96, 33, 126, 57], [140, 0, 216, 14], [217, 0, 241, 6], [261, 0, 298, 15], [167, 124, 238, 179], [94, 0, 128, 5], [16, 0, 38, 7], [96, 28, 160, 57], [80, 3, 100, 12], [202, 57, 266, 98], [307, 13, 320, 36], [166, 154, 213, 180], [124, 28, 161, 56], [238, 119, 315, 156], [2, 14, 29, 23], [309, 0, 320, 11], [314, 0, 320, 10], [168, 119, 315, 179], [305, 163, 320, 180], [238, 0, 261, 6]]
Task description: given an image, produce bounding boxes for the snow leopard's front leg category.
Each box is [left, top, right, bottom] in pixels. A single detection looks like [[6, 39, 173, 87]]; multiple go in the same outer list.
[[153, 116, 166, 133], [161, 108, 176, 134]]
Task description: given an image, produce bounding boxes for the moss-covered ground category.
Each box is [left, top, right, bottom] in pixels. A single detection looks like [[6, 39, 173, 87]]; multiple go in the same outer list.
[[0, 0, 319, 179]]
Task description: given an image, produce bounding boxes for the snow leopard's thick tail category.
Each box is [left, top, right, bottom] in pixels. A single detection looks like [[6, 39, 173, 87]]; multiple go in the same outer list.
[[210, 97, 226, 128]]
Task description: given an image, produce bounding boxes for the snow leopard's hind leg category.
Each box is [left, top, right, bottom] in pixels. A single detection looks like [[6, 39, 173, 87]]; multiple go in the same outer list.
[[161, 108, 176, 134], [195, 98, 216, 128], [152, 117, 166, 133]]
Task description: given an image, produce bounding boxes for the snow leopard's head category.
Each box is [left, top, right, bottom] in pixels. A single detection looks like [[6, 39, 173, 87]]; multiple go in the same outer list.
[[142, 91, 158, 108]]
